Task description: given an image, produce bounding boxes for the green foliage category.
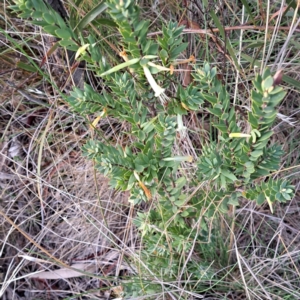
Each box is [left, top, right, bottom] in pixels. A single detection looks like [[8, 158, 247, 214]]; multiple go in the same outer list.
[[11, 0, 80, 50], [11, 0, 295, 297], [244, 178, 294, 204], [195, 66, 293, 209], [157, 21, 188, 65], [82, 114, 178, 204]]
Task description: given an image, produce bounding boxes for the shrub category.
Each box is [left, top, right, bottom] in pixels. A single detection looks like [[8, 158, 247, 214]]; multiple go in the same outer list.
[[11, 0, 294, 297]]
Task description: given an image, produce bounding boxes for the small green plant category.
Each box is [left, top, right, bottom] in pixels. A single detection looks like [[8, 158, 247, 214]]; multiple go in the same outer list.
[[11, 0, 295, 297]]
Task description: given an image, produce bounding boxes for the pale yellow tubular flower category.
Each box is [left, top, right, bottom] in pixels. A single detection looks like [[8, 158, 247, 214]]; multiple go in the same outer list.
[[229, 133, 252, 138], [163, 156, 193, 162], [147, 62, 170, 72], [176, 113, 187, 138], [158, 92, 169, 105], [142, 65, 167, 102]]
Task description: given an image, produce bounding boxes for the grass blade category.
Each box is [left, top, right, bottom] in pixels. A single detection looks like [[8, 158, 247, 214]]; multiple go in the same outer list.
[[210, 11, 241, 71], [76, 2, 108, 31]]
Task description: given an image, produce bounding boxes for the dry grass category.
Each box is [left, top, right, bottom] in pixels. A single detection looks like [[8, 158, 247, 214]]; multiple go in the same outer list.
[[0, 79, 137, 299], [230, 195, 300, 299]]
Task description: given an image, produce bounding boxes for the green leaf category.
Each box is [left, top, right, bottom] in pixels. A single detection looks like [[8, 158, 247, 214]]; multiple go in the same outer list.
[[257, 193, 265, 205], [240, 0, 255, 22], [92, 18, 117, 27], [31, 11, 44, 19], [59, 39, 77, 47], [138, 130, 146, 141], [262, 68, 271, 80], [146, 43, 159, 56], [19, 12, 31, 19], [44, 25, 60, 35], [43, 13, 56, 25], [269, 90, 286, 106], [134, 163, 144, 172], [175, 177, 186, 189], [263, 110, 277, 120], [170, 43, 188, 60], [76, 2, 108, 30], [258, 131, 273, 141], [9, 5, 21, 12], [142, 121, 155, 134], [160, 49, 168, 62], [134, 20, 146, 32], [201, 93, 218, 104], [181, 210, 189, 217], [207, 107, 222, 117], [139, 21, 150, 39], [250, 150, 263, 158], [251, 90, 263, 104], [25, 1, 34, 9], [174, 198, 186, 207], [221, 169, 237, 181], [282, 74, 300, 91], [220, 174, 226, 188], [261, 76, 274, 91], [282, 193, 292, 201], [32, 0, 44, 10], [16, 61, 37, 72], [213, 124, 228, 133], [269, 86, 283, 95], [127, 172, 136, 189], [55, 28, 72, 39], [209, 10, 240, 71], [133, 112, 140, 124], [248, 112, 258, 128], [139, 58, 149, 67], [170, 188, 180, 196]]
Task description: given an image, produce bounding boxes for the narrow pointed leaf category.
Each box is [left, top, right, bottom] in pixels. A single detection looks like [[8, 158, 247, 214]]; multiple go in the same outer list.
[[76, 2, 108, 30], [99, 58, 140, 76]]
